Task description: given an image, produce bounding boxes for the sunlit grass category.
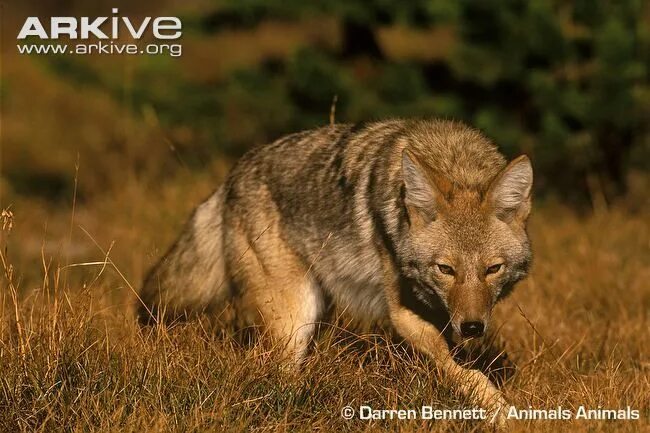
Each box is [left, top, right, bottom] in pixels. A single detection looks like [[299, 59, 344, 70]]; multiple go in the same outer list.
[[0, 189, 647, 432]]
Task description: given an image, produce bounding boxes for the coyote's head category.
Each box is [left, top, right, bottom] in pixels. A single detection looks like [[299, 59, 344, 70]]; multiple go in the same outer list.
[[399, 149, 533, 340]]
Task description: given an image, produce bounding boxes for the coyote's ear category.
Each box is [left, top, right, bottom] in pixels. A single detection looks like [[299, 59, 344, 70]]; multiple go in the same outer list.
[[487, 155, 533, 224], [402, 149, 443, 224]]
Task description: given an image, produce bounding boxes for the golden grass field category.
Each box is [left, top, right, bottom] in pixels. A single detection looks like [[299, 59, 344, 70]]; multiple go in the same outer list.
[[0, 165, 648, 432], [1, 18, 648, 430]]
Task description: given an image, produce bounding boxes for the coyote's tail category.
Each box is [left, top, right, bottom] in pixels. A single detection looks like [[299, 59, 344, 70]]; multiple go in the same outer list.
[[138, 186, 229, 324]]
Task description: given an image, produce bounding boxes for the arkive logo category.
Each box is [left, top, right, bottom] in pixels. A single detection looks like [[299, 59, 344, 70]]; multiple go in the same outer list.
[[16, 8, 183, 57], [17, 8, 182, 40]]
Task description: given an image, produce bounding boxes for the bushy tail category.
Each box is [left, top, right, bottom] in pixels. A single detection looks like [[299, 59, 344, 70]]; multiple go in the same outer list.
[[138, 186, 229, 324]]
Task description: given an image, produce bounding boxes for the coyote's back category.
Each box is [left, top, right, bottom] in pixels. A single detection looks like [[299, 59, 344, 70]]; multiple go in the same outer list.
[[139, 119, 510, 323]]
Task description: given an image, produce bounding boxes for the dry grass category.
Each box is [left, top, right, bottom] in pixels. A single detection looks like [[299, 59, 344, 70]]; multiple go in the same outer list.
[[0, 175, 648, 433], [2, 4, 647, 431]]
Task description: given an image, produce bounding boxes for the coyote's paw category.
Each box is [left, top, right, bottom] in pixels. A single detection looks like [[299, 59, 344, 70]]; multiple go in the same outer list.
[[463, 369, 509, 429], [477, 385, 508, 428], [485, 398, 509, 429]]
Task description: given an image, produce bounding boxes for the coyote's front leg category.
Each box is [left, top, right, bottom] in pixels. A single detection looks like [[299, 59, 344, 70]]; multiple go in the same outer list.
[[387, 291, 508, 427]]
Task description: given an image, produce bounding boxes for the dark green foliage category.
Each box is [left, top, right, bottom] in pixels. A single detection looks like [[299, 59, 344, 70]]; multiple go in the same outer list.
[[45, 0, 648, 204]]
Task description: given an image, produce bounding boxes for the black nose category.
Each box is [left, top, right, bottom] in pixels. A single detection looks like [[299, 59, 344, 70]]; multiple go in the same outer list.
[[460, 321, 485, 338]]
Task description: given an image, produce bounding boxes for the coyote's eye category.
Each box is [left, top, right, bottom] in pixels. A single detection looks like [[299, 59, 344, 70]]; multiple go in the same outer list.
[[437, 264, 455, 276], [486, 263, 503, 275]]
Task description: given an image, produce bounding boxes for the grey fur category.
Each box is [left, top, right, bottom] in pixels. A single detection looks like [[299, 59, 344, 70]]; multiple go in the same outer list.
[[139, 118, 534, 424]]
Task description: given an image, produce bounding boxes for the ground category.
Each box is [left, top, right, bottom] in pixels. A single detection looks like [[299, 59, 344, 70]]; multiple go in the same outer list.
[[0, 172, 648, 433]]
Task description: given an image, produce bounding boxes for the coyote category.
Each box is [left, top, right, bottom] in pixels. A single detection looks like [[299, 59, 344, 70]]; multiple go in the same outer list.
[[139, 119, 533, 423]]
